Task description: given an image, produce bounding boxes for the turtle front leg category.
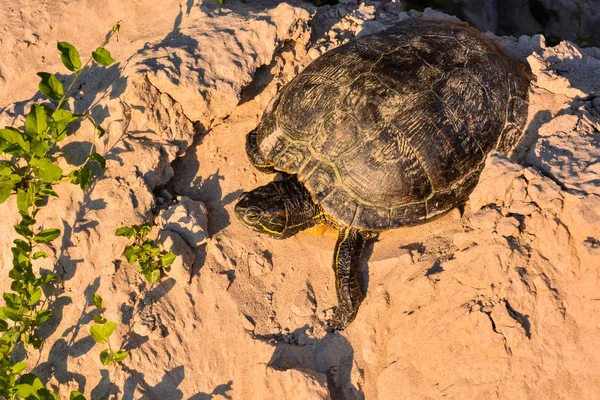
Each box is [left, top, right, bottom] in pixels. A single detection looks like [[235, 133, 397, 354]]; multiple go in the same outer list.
[[328, 227, 377, 330], [246, 130, 276, 173]]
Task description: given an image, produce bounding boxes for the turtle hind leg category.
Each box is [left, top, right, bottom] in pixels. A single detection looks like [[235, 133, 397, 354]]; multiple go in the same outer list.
[[328, 227, 377, 330], [246, 129, 276, 173]]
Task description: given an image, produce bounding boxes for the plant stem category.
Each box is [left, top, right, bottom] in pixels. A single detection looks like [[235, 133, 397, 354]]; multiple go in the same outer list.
[[56, 24, 120, 112]]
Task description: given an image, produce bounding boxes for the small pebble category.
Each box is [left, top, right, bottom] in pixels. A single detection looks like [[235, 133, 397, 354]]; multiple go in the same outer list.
[[495, 217, 520, 237], [248, 252, 273, 276]]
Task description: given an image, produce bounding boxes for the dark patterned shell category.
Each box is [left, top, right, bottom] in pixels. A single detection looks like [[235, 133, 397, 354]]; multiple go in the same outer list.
[[253, 19, 529, 230]]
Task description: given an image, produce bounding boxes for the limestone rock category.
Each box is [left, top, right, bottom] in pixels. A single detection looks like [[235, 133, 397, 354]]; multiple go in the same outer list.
[[248, 251, 273, 276], [158, 196, 209, 247], [250, 366, 330, 399], [1, 2, 600, 399], [156, 229, 195, 271]]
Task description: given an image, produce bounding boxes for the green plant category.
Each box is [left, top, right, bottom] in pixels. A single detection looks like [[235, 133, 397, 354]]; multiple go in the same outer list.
[[89, 293, 127, 366], [0, 23, 119, 399], [116, 224, 176, 283]]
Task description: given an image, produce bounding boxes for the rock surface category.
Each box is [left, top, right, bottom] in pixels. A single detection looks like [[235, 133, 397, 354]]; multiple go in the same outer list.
[[159, 196, 209, 247], [1, 0, 599, 399]]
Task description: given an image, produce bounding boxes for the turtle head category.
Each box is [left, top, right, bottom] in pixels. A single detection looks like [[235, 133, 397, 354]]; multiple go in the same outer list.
[[235, 181, 288, 238]]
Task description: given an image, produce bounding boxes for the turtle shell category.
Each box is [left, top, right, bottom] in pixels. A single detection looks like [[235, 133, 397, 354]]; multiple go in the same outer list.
[[253, 19, 529, 231]]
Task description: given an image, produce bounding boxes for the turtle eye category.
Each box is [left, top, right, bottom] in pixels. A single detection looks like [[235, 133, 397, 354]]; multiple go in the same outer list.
[[244, 206, 263, 223]]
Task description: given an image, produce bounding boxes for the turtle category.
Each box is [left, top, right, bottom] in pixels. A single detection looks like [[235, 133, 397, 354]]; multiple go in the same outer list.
[[234, 19, 529, 330]]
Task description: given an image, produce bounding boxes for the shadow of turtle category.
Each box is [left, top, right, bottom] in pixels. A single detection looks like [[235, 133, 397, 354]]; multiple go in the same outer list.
[[264, 326, 364, 400]]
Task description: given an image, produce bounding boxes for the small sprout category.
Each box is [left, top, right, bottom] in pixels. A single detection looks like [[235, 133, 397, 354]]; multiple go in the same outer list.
[[25, 104, 48, 136], [33, 228, 61, 244], [37, 72, 65, 100], [57, 42, 82, 71], [117, 223, 177, 283], [90, 293, 127, 366], [89, 152, 106, 169], [92, 293, 104, 310], [92, 47, 115, 66]]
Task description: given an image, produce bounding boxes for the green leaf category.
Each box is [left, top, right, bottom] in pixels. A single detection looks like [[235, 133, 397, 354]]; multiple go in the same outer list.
[[35, 310, 53, 324], [92, 47, 115, 66], [92, 293, 104, 310], [100, 349, 113, 365], [103, 321, 116, 338], [26, 104, 48, 136], [9, 268, 25, 281], [113, 350, 127, 363], [89, 152, 106, 169], [52, 124, 68, 142], [0, 127, 28, 153], [136, 224, 152, 238], [16, 188, 31, 215], [0, 161, 12, 177], [28, 288, 42, 306], [146, 268, 161, 283], [142, 240, 155, 251], [34, 158, 63, 183], [89, 325, 106, 344], [28, 181, 39, 206], [160, 252, 176, 267], [35, 273, 58, 286], [95, 124, 106, 138], [148, 246, 161, 258], [30, 138, 51, 157], [11, 246, 32, 271], [0, 319, 8, 331], [51, 109, 81, 141], [37, 388, 60, 400], [11, 280, 26, 295], [115, 226, 135, 238], [2, 143, 25, 156], [70, 391, 87, 400], [125, 245, 140, 264], [39, 188, 59, 198], [12, 361, 28, 374], [68, 167, 92, 189], [15, 383, 35, 398], [27, 333, 43, 349], [52, 109, 75, 124], [34, 228, 61, 243], [33, 251, 49, 260], [1, 306, 23, 321], [0, 180, 16, 204], [57, 42, 82, 71], [37, 72, 64, 100], [13, 238, 31, 252], [93, 314, 107, 324], [3, 293, 20, 308]]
